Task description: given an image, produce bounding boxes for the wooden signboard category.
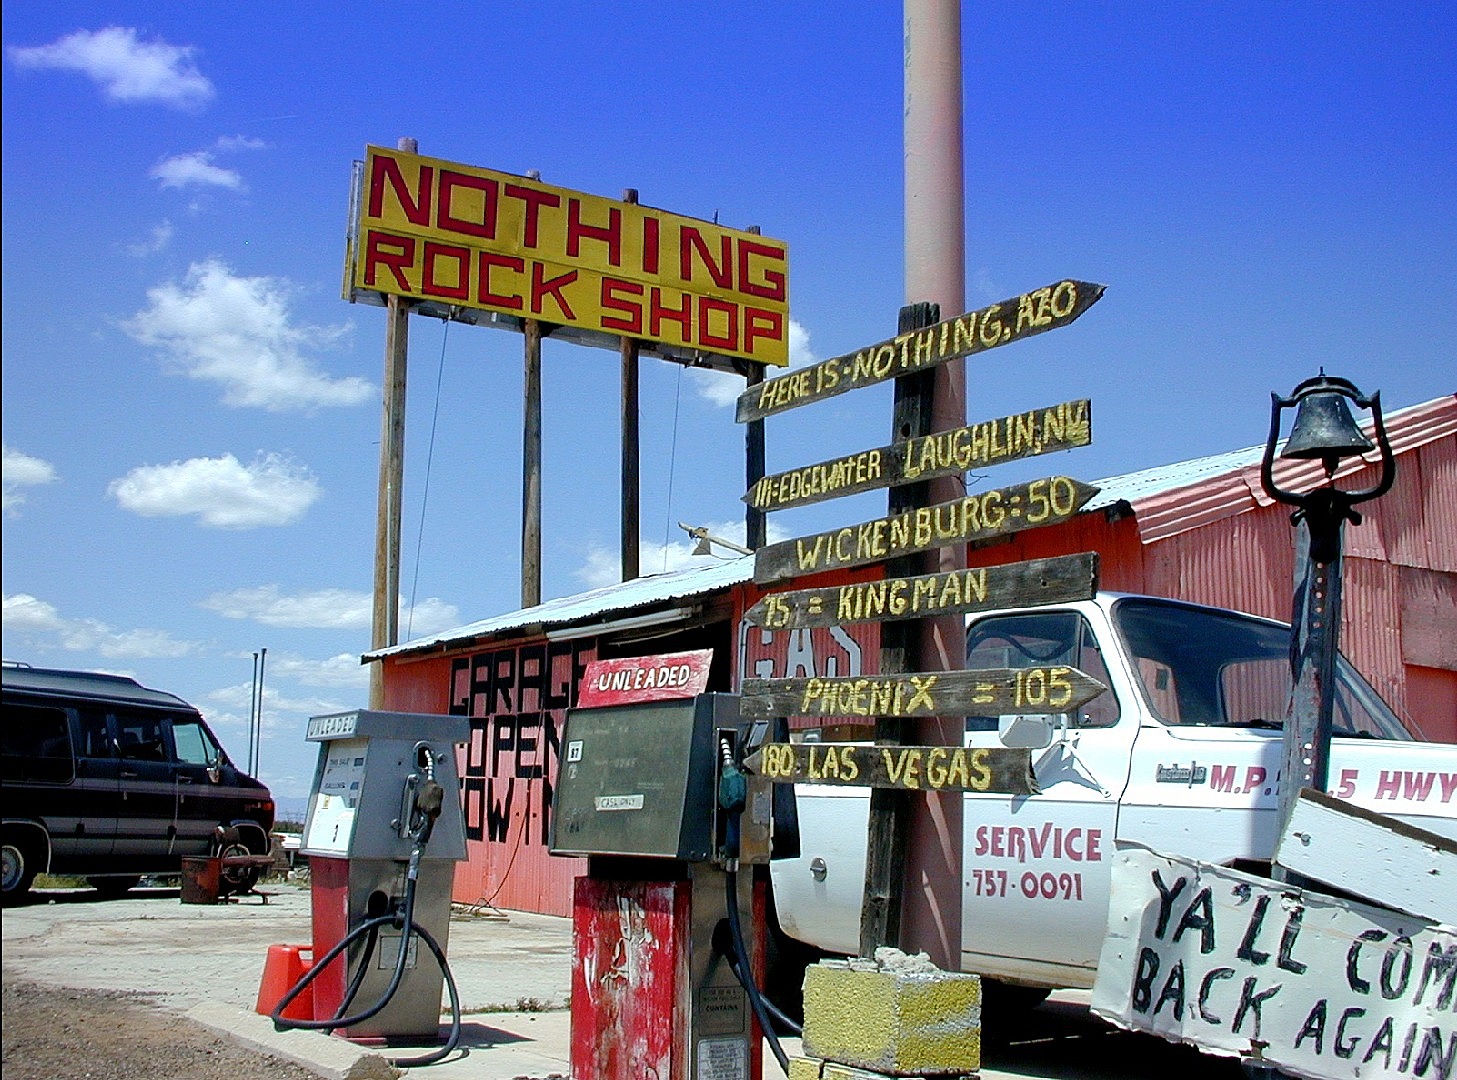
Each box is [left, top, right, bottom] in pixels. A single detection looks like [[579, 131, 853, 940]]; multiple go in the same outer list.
[[735, 280, 1105, 422], [753, 476, 1100, 584], [745, 399, 1091, 513], [745, 552, 1098, 630], [745, 742, 1037, 796], [739, 665, 1107, 721]]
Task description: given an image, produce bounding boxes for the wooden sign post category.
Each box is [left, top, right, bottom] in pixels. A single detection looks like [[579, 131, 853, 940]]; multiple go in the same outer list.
[[732, 279, 1106, 963]]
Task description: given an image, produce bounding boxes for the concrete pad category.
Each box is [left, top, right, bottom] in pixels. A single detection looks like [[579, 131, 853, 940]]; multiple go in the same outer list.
[[186, 1000, 400, 1080]]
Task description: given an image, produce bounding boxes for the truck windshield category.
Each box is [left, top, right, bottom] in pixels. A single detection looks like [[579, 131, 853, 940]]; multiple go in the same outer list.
[[1110, 597, 1415, 741]]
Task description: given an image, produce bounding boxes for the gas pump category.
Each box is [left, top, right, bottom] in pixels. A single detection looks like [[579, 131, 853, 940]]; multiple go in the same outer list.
[[551, 684, 790, 1080], [266, 709, 468, 1067]]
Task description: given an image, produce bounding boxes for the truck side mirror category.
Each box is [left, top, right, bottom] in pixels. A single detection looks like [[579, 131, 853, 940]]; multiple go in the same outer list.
[[997, 713, 1059, 750]]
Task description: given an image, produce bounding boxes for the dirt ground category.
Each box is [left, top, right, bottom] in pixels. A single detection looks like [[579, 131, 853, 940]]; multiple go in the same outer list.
[[1, 970, 325, 1080]]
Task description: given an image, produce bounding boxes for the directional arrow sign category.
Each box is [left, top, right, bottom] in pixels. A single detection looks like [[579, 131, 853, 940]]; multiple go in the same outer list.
[[744, 742, 1037, 796], [745, 553, 1098, 630], [744, 399, 1091, 513], [739, 666, 1107, 721], [736, 280, 1105, 423], [752, 476, 1100, 585]]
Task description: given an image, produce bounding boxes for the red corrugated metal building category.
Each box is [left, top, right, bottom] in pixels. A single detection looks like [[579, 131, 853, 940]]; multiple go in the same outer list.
[[964, 394, 1456, 741], [368, 393, 1454, 915]]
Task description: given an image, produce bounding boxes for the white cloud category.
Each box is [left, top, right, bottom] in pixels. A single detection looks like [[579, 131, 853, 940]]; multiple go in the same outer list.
[[7, 27, 214, 110], [123, 260, 371, 411], [572, 517, 782, 590], [2, 593, 196, 659], [150, 136, 265, 192], [2, 445, 58, 515], [150, 150, 243, 190], [108, 452, 321, 528], [123, 220, 174, 257], [198, 585, 460, 636], [688, 319, 818, 407], [265, 653, 371, 690]]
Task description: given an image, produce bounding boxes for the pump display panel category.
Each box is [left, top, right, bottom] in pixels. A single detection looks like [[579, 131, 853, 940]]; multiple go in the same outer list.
[[550, 694, 738, 860]]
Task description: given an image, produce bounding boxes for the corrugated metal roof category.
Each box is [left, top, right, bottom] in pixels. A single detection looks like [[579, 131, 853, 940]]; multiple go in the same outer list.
[[367, 555, 753, 659], [1087, 395, 1455, 544], [370, 394, 1453, 660]]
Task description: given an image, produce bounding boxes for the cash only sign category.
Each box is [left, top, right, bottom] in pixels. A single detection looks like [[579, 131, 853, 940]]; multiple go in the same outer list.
[[735, 280, 1108, 798]]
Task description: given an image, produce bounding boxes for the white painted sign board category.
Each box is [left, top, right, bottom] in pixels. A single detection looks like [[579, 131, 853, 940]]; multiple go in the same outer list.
[[1091, 846, 1456, 1080]]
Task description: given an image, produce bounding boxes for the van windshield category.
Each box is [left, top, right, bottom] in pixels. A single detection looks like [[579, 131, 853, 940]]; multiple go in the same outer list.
[[1110, 598, 1414, 741]]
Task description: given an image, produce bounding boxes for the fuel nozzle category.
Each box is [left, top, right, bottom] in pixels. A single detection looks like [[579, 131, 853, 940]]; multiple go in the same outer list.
[[718, 736, 747, 864]]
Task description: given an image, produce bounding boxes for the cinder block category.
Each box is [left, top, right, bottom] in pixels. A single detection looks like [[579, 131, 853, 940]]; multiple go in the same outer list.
[[787, 1054, 825, 1080], [801, 953, 980, 1076]]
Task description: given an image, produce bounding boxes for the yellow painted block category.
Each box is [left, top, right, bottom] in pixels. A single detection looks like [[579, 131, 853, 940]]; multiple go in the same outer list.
[[788, 1056, 825, 1080], [802, 959, 981, 1076]]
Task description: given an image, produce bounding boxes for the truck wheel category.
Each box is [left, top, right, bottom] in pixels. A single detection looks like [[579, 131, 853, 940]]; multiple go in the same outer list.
[[2, 838, 38, 905]]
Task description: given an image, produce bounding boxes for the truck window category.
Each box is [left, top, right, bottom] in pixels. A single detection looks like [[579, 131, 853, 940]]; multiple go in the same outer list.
[[1, 703, 75, 783], [965, 610, 1119, 731], [1112, 597, 1413, 740]]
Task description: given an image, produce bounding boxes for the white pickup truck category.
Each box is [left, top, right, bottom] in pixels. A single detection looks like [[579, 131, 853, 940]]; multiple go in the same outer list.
[[768, 593, 1457, 1004]]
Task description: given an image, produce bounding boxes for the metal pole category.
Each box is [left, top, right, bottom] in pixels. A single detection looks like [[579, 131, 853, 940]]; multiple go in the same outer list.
[[898, 0, 966, 972], [248, 651, 259, 775], [370, 137, 415, 709], [254, 647, 267, 778]]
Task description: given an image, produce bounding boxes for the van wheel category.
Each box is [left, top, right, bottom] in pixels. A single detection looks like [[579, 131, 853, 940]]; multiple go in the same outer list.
[[88, 876, 142, 898], [2, 839, 37, 905]]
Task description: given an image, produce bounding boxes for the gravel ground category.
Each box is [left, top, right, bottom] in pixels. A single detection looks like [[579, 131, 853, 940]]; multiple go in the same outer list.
[[1, 971, 325, 1080]]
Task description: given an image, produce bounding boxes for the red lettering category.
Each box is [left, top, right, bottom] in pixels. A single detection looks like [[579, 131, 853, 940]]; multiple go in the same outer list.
[[1086, 829, 1102, 861], [679, 227, 732, 288], [650, 289, 692, 339], [1443, 774, 1457, 803], [1335, 767, 1358, 800], [599, 277, 643, 334], [990, 827, 1005, 858], [1242, 766, 1267, 794], [438, 170, 498, 238], [566, 198, 622, 266], [641, 216, 660, 275], [974, 825, 989, 856], [1210, 764, 1238, 793], [736, 239, 786, 300], [503, 184, 560, 249], [363, 230, 414, 290], [1065, 827, 1083, 860], [368, 155, 431, 225], [1403, 771, 1437, 801], [1375, 770, 1403, 800], [698, 297, 738, 351], [475, 252, 523, 310], [421, 241, 470, 300], [530, 264, 577, 319], [744, 308, 783, 357]]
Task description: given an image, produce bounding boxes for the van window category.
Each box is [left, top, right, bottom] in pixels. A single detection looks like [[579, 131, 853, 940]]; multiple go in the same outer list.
[[172, 717, 220, 767], [114, 712, 168, 762], [76, 706, 112, 758], [1, 704, 75, 783]]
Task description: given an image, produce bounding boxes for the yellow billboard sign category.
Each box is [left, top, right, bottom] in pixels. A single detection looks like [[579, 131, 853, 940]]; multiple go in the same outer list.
[[349, 146, 790, 366]]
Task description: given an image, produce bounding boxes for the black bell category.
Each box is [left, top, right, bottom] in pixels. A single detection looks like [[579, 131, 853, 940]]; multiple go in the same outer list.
[[1280, 375, 1373, 463]]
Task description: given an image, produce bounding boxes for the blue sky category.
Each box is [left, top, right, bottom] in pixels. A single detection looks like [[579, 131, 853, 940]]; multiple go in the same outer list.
[[3, 3, 1453, 809]]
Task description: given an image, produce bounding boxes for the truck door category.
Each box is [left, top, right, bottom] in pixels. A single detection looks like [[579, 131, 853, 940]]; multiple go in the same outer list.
[[960, 607, 1136, 985]]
